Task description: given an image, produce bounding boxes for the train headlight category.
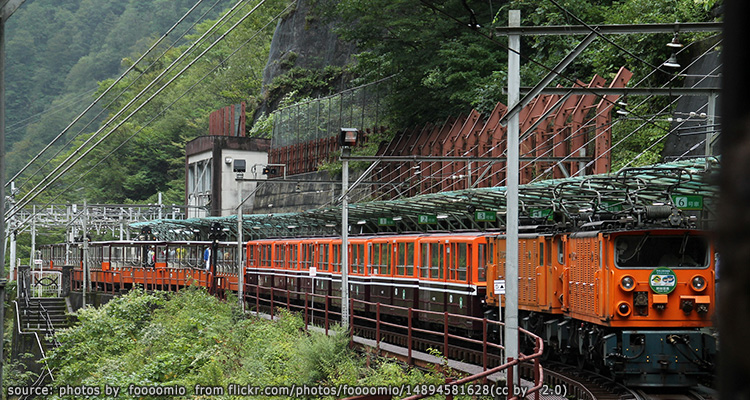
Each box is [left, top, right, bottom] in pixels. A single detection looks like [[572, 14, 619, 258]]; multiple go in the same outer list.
[[616, 301, 631, 317], [691, 275, 706, 292], [620, 275, 636, 291]]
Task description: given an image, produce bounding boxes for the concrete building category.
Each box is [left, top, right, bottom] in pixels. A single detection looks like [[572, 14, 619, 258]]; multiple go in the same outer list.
[[185, 135, 270, 218]]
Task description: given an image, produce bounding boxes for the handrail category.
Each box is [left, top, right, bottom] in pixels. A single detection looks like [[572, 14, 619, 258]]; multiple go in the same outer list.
[[59, 270, 546, 396], [243, 282, 545, 398], [13, 301, 55, 385]]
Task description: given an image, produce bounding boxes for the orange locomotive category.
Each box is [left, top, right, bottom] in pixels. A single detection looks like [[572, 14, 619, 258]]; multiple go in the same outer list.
[[486, 226, 716, 387]]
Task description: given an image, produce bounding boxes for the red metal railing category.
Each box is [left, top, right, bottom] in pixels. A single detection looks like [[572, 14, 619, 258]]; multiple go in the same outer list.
[[243, 283, 544, 398], [66, 271, 544, 398]]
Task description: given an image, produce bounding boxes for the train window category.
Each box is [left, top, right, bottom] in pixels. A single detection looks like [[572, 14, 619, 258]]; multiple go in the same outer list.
[[382, 244, 391, 275], [457, 243, 468, 281], [539, 242, 544, 266], [615, 234, 709, 269], [274, 245, 285, 269], [332, 244, 341, 272], [405, 242, 414, 276], [350, 244, 365, 274], [430, 244, 443, 279], [395, 243, 405, 276], [318, 244, 329, 271], [247, 245, 256, 267], [557, 240, 564, 264], [358, 244, 366, 274], [478, 244, 486, 282], [369, 243, 380, 274], [420, 243, 429, 278], [301, 244, 313, 270]]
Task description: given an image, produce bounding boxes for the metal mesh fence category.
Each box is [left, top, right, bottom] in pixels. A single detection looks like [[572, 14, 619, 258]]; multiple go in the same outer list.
[[271, 77, 392, 149]]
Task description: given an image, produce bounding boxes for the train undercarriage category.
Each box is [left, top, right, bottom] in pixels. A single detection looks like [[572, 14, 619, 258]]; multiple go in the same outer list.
[[491, 310, 719, 388]]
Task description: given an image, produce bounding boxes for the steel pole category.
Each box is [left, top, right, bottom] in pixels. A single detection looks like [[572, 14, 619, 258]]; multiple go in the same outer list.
[[237, 183, 244, 312], [341, 147, 350, 329], [0, 16, 5, 395], [504, 9, 521, 383]]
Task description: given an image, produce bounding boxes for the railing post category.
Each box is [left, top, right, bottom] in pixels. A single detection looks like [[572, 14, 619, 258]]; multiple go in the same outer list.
[[444, 312, 449, 358], [483, 318, 488, 375], [376, 302, 381, 352], [507, 357, 515, 400], [349, 298, 354, 348], [270, 286, 274, 320], [325, 294, 329, 335], [256, 284, 260, 312], [408, 308, 413, 365], [304, 292, 309, 330], [534, 340, 541, 400], [18, 265, 30, 299]]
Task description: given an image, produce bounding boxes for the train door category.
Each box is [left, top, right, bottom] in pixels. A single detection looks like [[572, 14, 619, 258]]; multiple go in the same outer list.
[[446, 240, 470, 316], [156, 245, 167, 269], [369, 240, 390, 305], [101, 245, 111, 271], [314, 241, 330, 299], [418, 239, 446, 321], [349, 241, 368, 312], [330, 242, 342, 308], [392, 238, 417, 315]]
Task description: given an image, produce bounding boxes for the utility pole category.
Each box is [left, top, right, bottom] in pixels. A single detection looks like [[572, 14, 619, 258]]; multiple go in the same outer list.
[[1, 2, 27, 392], [341, 148, 350, 329], [505, 9, 520, 385], [339, 128, 358, 329], [236, 180, 244, 312], [82, 200, 88, 307]]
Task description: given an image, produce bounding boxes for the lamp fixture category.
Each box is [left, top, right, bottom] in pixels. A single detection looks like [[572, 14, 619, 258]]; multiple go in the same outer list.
[[663, 54, 681, 69], [339, 128, 359, 147], [666, 32, 683, 48]]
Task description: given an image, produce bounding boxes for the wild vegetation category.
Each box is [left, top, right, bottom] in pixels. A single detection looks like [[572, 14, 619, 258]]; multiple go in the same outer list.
[[38, 287, 446, 399]]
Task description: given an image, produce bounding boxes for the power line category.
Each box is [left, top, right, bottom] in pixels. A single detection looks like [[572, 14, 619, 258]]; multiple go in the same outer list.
[[7, 0, 216, 188], [14, 0, 231, 193], [8, 0, 268, 220], [14, 2, 292, 232]]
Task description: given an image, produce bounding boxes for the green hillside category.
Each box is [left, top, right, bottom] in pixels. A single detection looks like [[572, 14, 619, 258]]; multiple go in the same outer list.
[[6, 0, 721, 207]]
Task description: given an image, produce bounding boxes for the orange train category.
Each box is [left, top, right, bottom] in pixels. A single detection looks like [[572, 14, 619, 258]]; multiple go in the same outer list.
[[485, 227, 715, 386], [41, 223, 716, 387]]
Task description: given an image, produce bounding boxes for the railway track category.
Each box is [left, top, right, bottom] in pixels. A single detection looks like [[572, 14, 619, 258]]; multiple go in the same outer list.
[[350, 321, 716, 400]]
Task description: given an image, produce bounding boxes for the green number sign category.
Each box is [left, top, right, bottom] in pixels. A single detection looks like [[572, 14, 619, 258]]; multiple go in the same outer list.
[[418, 215, 437, 224], [475, 211, 497, 222], [377, 217, 395, 226], [672, 195, 703, 210]]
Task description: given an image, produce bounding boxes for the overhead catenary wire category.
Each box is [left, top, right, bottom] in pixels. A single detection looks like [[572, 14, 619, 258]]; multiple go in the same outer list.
[[7, 0, 270, 221], [7, 0, 214, 189], [336, 32, 721, 206], [6, 87, 99, 132], [14, 0, 231, 193], [13, 2, 293, 232]]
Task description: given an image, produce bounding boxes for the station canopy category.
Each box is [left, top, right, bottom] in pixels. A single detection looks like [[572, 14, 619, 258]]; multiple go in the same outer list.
[[133, 157, 719, 241]]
